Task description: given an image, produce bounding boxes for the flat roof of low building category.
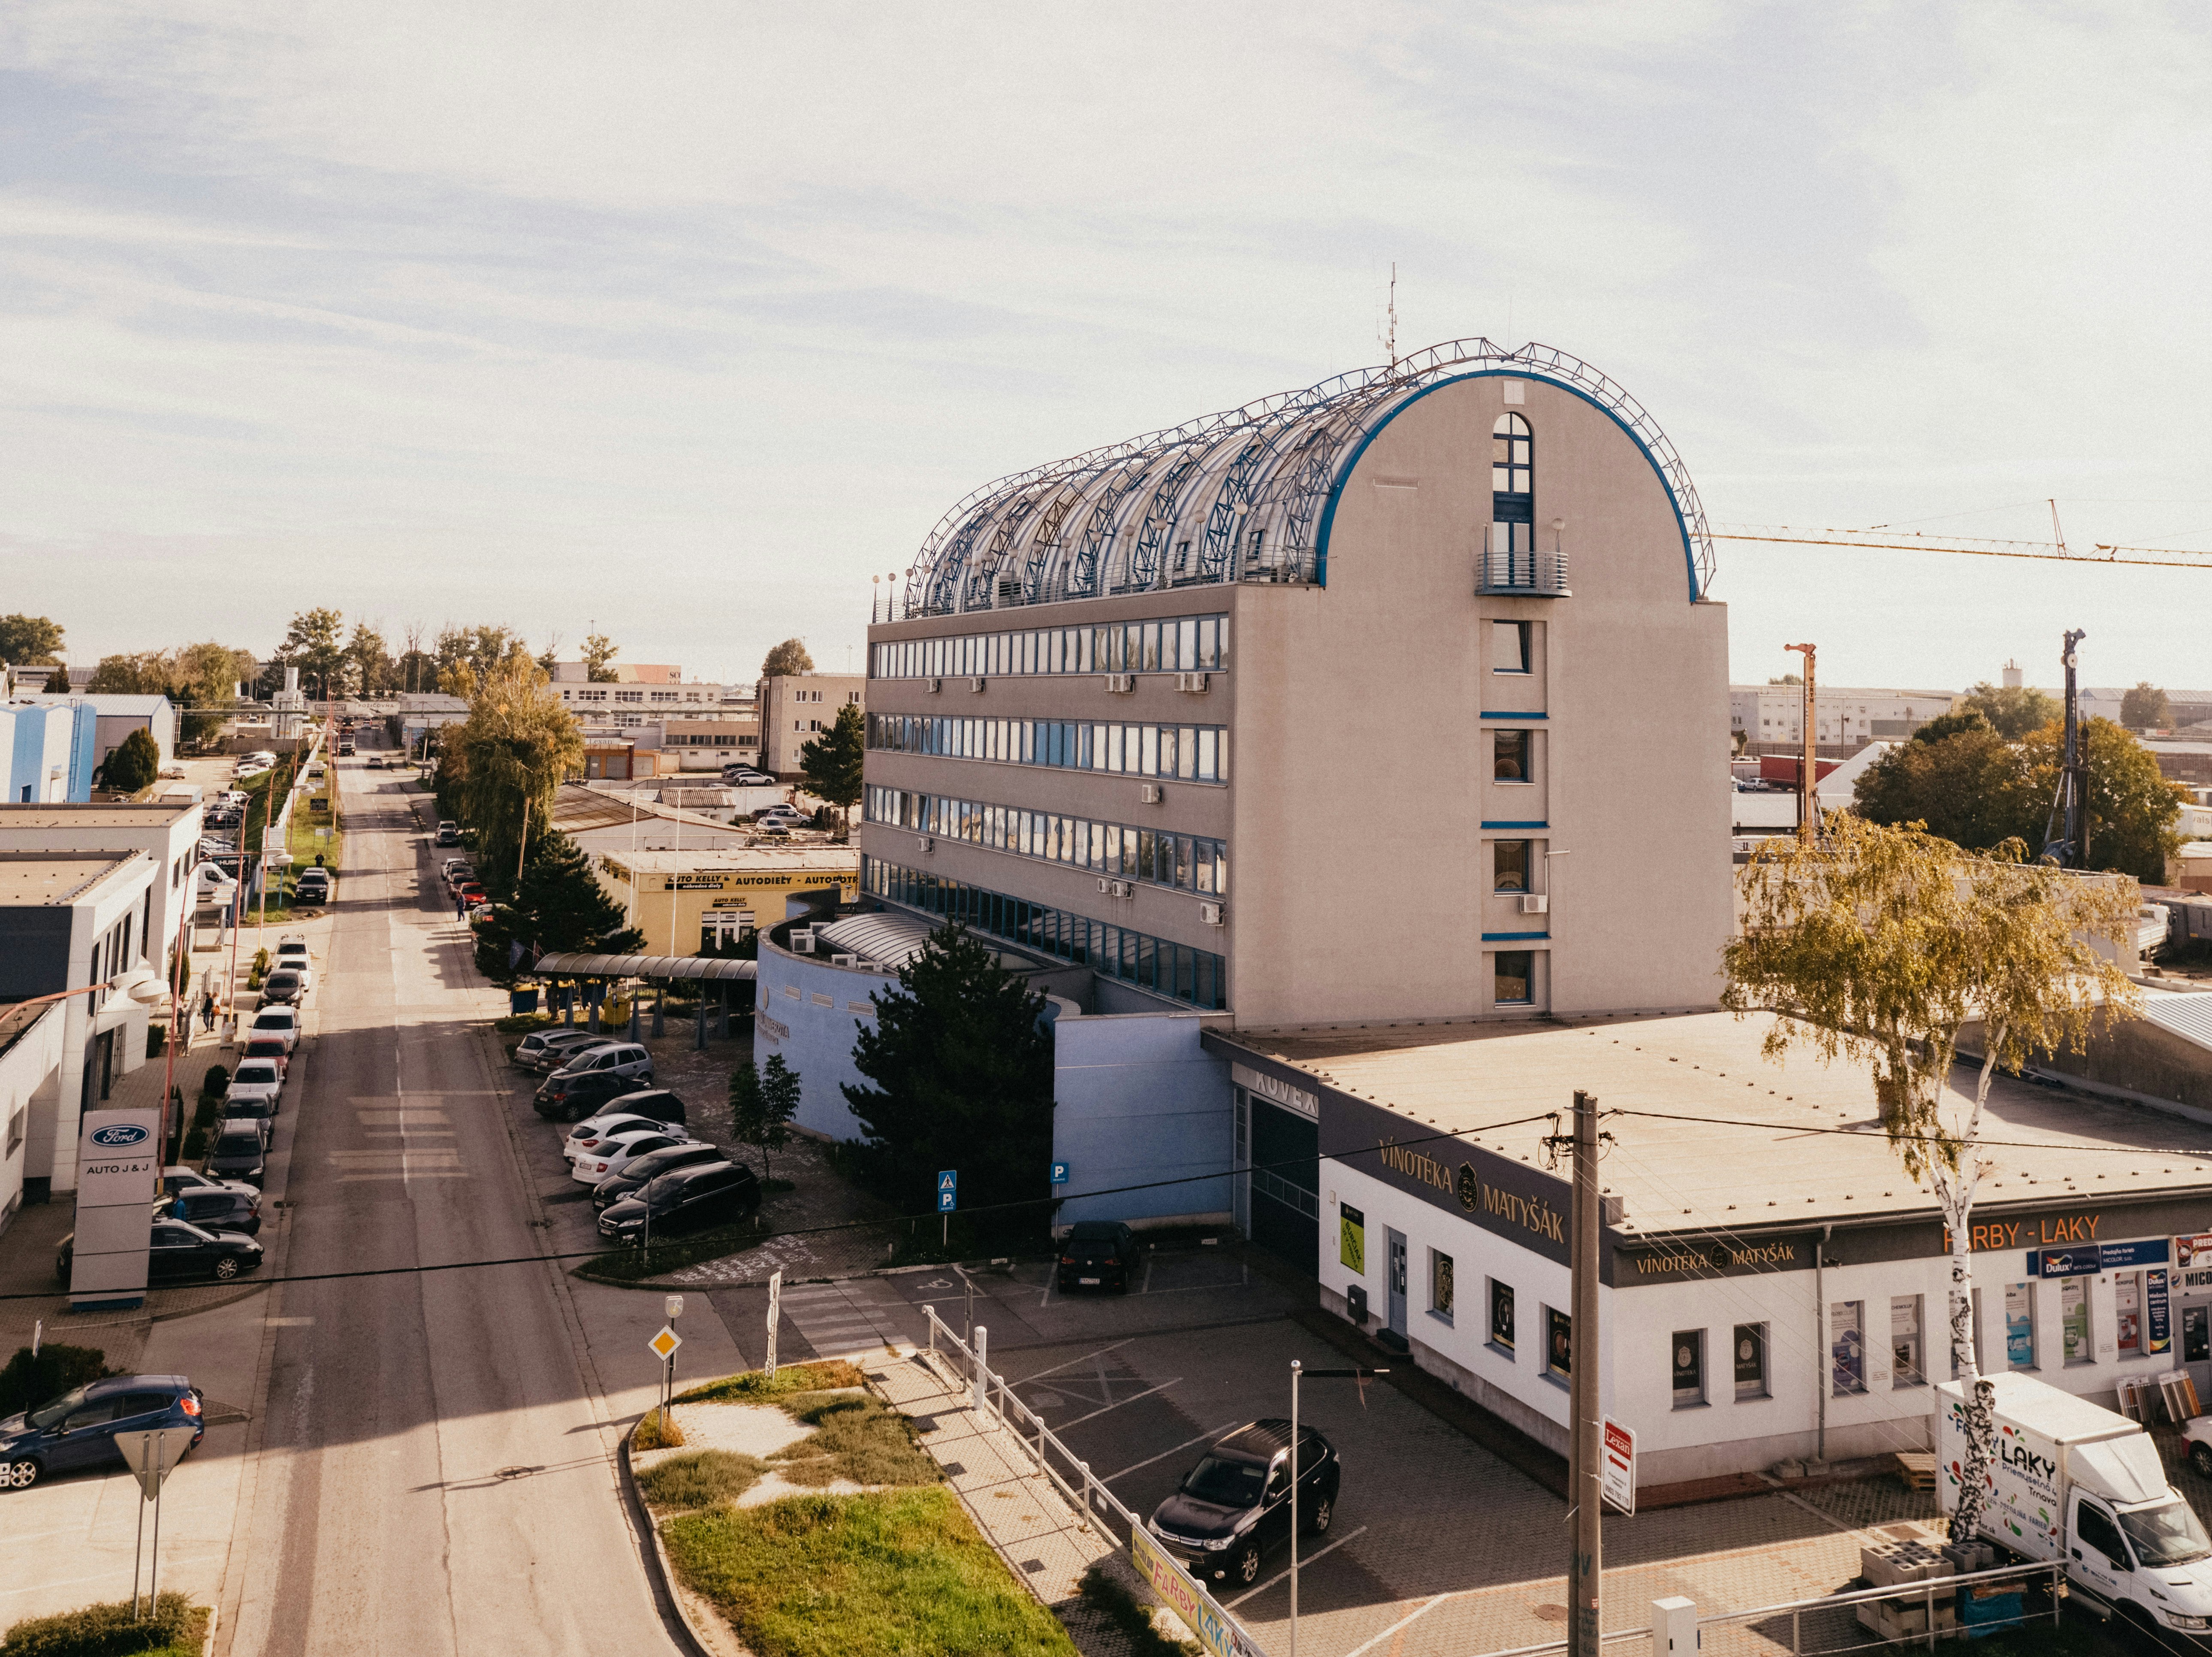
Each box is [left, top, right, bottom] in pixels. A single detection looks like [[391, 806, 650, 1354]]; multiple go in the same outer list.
[[0, 803, 195, 827], [601, 847, 858, 874], [0, 850, 143, 906], [1216, 1009, 2212, 1241]]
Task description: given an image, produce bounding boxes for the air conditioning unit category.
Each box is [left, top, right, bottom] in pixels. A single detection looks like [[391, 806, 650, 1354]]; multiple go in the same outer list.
[[1139, 783, 1163, 804], [967, 677, 986, 692], [791, 928, 815, 953], [917, 835, 935, 852], [1095, 879, 1133, 899], [831, 953, 860, 968], [1097, 877, 1113, 894], [1104, 673, 1136, 693], [1175, 672, 1210, 693], [1199, 901, 1225, 926], [1520, 893, 1549, 915], [925, 677, 944, 694]]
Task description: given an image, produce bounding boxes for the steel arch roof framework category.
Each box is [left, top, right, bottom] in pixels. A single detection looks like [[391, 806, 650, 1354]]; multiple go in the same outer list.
[[902, 339, 1717, 615]]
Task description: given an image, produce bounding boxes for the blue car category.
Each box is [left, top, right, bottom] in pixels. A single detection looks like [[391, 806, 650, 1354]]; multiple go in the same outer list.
[[0, 1374, 205, 1491]]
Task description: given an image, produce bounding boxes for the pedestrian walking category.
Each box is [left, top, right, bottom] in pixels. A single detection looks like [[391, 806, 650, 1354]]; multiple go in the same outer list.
[[455, 889, 467, 921], [200, 991, 216, 1033]]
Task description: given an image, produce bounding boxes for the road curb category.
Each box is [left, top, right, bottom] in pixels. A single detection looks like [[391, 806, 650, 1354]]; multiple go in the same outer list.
[[618, 1427, 731, 1657]]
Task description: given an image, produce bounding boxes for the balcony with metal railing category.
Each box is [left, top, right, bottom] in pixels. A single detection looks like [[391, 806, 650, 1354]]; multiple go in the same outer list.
[[1478, 543, 1570, 596]]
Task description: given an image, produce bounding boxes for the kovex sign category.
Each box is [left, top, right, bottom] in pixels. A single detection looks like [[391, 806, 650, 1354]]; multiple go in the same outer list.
[[2028, 1238, 2171, 1278]]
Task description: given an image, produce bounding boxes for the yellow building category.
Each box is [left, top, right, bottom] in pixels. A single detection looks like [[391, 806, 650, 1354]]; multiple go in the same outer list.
[[595, 847, 860, 954]]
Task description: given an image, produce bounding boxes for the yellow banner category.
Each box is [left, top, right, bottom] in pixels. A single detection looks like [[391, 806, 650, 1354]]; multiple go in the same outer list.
[[1129, 1528, 1267, 1657]]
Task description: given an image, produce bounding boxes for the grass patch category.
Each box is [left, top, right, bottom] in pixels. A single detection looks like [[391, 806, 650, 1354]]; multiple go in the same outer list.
[[1077, 1564, 1201, 1657], [495, 1012, 553, 1036], [637, 1448, 767, 1511], [769, 1392, 938, 1488], [633, 1408, 687, 1451], [661, 1487, 1076, 1657], [676, 1360, 867, 1405], [1, 1592, 208, 1656]]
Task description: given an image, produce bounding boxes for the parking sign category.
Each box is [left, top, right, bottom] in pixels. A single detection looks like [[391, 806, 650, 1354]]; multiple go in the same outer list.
[[937, 1170, 957, 1213]]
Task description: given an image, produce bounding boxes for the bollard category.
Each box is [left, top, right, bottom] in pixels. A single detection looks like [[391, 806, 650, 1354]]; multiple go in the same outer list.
[[923, 1305, 935, 1356], [973, 1325, 988, 1420], [1652, 1597, 1697, 1655]]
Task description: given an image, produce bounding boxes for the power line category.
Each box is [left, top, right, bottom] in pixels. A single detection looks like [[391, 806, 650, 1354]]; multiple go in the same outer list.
[[1604, 1105, 2212, 1162]]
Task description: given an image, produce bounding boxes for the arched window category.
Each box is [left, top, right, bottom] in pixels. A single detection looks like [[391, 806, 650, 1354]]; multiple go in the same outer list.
[[1491, 413, 1534, 569]]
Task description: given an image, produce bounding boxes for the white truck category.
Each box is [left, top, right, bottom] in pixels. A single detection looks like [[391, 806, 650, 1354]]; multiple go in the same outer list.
[[1938, 1372, 2212, 1646]]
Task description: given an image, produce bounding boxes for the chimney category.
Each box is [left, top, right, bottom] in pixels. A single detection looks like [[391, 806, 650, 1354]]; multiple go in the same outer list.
[[2001, 659, 2022, 690], [286, 666, 300, 692]]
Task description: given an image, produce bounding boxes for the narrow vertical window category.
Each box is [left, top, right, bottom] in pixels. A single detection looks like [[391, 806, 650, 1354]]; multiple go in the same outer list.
[[1734, 1324, 1769, 1400], [1831, 1301, 1867, 1395], [1891, 1296, 1924, 1387], [1672, 1330, 1705, 1408]]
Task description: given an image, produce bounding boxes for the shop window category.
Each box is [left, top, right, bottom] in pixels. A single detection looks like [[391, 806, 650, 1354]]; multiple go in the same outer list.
[[1489, 1279, 1515, 1355], [1891, 1295, 1925, 1388], [1733, 1323, 1768, 1400], [1340, 1203, 1366, 1274], [2186, 1306, 2210, 1366], [2116, 1272, 2143, 1358], [1430, 1250, 1455, 1323], [1830, 1300, 1866, 1396], [2062, 1277, 2094, 1366], [1545, 1305, 1572, 1378], [1493, 729, 1531, 782], [1495, 952, 1533, 1005], [1493, 620, 1531, 675], [2005, 1282, 2037, 1370], [1494, 841, 1530, 893], [1672, 1330, 1706, 1408]]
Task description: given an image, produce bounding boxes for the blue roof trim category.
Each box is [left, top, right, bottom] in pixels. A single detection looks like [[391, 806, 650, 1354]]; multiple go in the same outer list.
[[1480, 711, 1547, 720], [1481, 820, 1548, 830], [1482, 931, 1551, 942], [1312, 368, 1702, 602]]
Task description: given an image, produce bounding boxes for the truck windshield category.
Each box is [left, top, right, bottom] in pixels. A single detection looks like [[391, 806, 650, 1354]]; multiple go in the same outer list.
[[2120, 1499, 2212, 1568]]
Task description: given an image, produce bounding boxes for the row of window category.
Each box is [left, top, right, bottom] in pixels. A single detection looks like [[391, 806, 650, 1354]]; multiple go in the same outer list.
[[874, 614, 1229, 681], [867, 714, 1231, 783], [865, 784, 1228, 895], [864, 857, 1227, 1009]]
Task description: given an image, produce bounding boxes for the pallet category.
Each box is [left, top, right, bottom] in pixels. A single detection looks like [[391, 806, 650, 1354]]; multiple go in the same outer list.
[[1894, 1451, 1937, 1492]]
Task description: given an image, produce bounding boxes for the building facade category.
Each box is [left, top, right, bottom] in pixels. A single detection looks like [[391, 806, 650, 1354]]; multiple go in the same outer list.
[[862, 344, 1732, 1029], [2, 700, 97, 803], [594, 846, 860, 954], [1730, 684, 1957, 756], [758, 674, 865, 779]]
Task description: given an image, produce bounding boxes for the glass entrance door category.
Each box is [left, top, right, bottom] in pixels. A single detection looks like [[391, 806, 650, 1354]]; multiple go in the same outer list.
[[1387, 1230, 1408, 1338]]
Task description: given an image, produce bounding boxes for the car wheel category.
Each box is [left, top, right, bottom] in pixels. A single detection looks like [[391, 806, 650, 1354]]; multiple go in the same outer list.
[[214, 1256, 241, 1281], [1234, 1541, 1262, 1586], [1307, 1494, 1333, 1536], [2193, 1443, 2212, 1480], [5, 1458, 42, 1491]]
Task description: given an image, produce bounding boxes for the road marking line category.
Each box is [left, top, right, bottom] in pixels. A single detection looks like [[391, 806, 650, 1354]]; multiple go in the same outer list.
[[1099, 1420, 1243, 1484], [1226, 1524, 1369, 1606], [1008, 1337, 1135, 1387], [1338, 1590, 1452, 1657], [1049, 1378, 1180, 1430]]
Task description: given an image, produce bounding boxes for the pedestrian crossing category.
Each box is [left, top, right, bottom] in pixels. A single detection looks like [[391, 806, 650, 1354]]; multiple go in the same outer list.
[[777, 1280, 917, 1360]]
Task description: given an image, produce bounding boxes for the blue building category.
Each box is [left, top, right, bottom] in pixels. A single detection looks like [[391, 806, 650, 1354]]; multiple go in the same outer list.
[[2, 701, 97, 804]]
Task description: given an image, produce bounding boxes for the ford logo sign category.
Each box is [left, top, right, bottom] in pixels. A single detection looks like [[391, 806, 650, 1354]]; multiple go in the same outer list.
[[90, 1124, 150, 1148]]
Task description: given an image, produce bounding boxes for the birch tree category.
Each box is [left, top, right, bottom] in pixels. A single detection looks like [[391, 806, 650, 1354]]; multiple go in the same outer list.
[[1723, 814, 2142, 1542]]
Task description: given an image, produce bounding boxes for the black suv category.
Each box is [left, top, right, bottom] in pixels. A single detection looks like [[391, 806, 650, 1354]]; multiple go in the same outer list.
[[0, 1375, 205, 1490], [205, 1125, 268, 1185], [161, 1188, 262, 1235], [591, 1141, 726, 1209], [1147, 1420, 1341, 1588], [1056, 1220, 1142, 1293], [597, 1162, 761, 1243]]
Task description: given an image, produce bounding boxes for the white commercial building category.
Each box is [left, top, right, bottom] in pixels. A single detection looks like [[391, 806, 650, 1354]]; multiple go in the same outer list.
[[1731, 684, 1955, 753], [22, 693, 179, 773]]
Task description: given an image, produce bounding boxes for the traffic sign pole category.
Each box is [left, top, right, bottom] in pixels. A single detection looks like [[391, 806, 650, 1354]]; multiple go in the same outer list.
[[938, 1169, 957, 1251], [766, 1270, 782, 1380]]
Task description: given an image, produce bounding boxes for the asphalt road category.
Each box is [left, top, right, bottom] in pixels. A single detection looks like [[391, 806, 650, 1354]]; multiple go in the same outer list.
[[217, 744, 670, 1656]]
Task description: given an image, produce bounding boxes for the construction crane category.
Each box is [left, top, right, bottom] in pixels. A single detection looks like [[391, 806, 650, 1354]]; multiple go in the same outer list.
[[1711, 516, 2212, 571]]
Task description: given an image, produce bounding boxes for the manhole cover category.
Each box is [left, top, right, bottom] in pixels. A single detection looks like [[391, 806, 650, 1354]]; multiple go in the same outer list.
[[943, 1462, 966, 1477], [494, 1465, 541, 1480], [1532, 1606, 1569, 1623], [1021, 1559, 1046, 1574]]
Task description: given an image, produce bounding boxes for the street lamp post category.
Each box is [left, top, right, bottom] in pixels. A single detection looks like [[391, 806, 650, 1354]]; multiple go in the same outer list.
[[1288, 1361, 1386, 1657]]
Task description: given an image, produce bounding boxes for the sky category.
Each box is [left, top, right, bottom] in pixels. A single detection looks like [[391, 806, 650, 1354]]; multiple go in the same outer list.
[[4, 2, 2212, 692]]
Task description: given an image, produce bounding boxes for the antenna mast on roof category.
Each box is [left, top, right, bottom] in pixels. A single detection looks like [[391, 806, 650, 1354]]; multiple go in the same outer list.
[[1381, 263, 1398, 371]]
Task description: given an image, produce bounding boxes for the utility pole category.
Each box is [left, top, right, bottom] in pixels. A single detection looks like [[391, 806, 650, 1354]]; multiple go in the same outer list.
[[1784, 643, 1817, 841], [1558, 1090, 1603, 1657]]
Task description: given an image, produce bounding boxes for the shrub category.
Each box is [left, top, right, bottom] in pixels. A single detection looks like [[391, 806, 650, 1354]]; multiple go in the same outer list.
[[1077, 1565, 1199, 1657], [252, 948, 269, 974], [192, 1095, 218, 1131], [637, 1449, 767, 1511], [181, 1126, 208, 1161], [0, 1343, 115, 1418], [201, 1064, 228, 1098], [674, 1361, 867, 1405], [0, 1591, 205, 1657], [633, 1409, 687, 1451]]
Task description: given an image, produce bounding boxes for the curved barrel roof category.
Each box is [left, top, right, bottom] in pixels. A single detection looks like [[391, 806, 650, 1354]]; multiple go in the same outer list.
[[901, 339, 1715, 617]]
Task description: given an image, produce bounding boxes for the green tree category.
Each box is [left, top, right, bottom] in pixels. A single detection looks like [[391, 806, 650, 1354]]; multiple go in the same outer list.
[[172, 641, 259, 745], [275, 608, 348, 701], [1960, 680, 2058, 740], [729, 1059, 766, 1173], [97, 728, 160, 793], [2011, 716, 2183, 880], [843, 922, 1054, 1237], [582, 632, 620, 683], [2121, 681, 2172, 731], [1767, 673, 1802, 686], [347, 622, 392, 697], [450, 658, 586, 889], [760, 1055, 800, 1183], [761, 638, 813, 678], [1852, 719, 2022, 851], [86, 650, 171, 694], [470, 829, 640, 985], [0, 614, 65, 665], [1725, 813, 2142, 1547], [435, 624, 531, 694], [799, 702, 865, 832], [42, 664, 71, 692], [396, 650, 438, 695]]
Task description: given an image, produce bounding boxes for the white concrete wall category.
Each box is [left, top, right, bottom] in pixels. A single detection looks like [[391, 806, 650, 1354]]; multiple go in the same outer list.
[[0, 1005, 66, 1234]]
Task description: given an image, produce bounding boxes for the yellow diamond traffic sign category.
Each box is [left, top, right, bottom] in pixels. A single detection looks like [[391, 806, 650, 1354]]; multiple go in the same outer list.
[[649, 1325, 682, 1361]]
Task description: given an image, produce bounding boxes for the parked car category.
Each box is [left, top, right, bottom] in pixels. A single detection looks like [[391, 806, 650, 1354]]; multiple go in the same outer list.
[[1148, 1421, 1341, 1588], [240, 1038, 290, 1081], [596, 1162, 762, 1244], [534, 1067, 651, 1122], [513, 1028, 604, 1072], [721, 768, 775, 786], [441, 858, 473, 886], [248, 1007, 301, 1052], [547, 1041, 653, 1089], [562, 1107, 686, 1161], [559, 1092, 688, 1152], [160, 1166, 257, 1201], [204, 1125, 267, 1185], [219, 1101, 278, 1147], [59, 1220, 264, 1290], [224, 1061, 284, 1113], [757, 805, 805, 825], [591, 1142, 727, 1209], [158, 1186, 261, 1236], [293, 869, 332, 905], [0, 1375, 205, 1490], [365, 756, 386, 769], [570, 1127, 694, 1185], [259, 968, 306, 1006], [1056, 1220, 1142, 1293], [435, 821, 462, 847]]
